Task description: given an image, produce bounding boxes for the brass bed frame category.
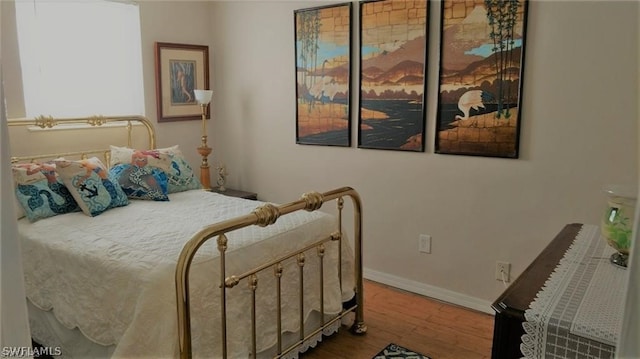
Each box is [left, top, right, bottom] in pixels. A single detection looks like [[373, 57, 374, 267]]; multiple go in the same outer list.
[[9, 115, 366, 359]]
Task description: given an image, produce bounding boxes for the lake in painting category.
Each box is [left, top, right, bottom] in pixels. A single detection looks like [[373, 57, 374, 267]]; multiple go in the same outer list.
[[359, 99, 424, 151]]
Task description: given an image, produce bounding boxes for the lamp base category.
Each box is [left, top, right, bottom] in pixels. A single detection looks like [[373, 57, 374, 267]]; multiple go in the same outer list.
[[197, 145, 212, 190], [200, 165, 211, 190]]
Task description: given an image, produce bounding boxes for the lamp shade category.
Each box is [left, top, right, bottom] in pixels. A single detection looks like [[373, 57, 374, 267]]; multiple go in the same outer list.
[[194, 89, 213, 105]]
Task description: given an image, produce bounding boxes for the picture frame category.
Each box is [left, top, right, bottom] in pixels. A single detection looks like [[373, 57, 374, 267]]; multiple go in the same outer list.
[[434, 0, 529, 158], [295, 3, 352, 147], [154, 42, 210, 123], [358, 0, 429, 152]]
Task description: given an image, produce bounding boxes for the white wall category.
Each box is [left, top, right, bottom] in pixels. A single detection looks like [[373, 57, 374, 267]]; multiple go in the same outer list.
[[2, 0, 638, 311], [210, 0, 638, 308], [137, 1, 216, 168]]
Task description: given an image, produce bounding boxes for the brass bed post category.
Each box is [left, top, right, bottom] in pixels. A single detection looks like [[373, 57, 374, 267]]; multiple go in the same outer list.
[[7, 115, 156, 163], [275, 263, 283, 354], [297, 253, 306, 341], [218, 234, 229, 359], [126, 120, 133, 148], [317, 244, 325, 326], [175, 187, 366, 359], [347, 189, 367, 335], [337, 197, 344, 293], [249, 274, 258, 358]]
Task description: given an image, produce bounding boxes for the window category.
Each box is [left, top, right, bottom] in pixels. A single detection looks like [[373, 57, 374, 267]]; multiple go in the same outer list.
[[15, 0, 144, 118]]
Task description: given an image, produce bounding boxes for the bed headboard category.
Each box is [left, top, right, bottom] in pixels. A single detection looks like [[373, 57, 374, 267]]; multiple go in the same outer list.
[[8, 115, 155, 167]]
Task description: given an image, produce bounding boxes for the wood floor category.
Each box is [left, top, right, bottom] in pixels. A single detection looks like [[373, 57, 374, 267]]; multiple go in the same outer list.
[[301, 280, 494, 359]]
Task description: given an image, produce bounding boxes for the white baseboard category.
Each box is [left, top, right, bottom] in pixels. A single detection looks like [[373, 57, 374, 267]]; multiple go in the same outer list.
[[363, 267, 495, 315]]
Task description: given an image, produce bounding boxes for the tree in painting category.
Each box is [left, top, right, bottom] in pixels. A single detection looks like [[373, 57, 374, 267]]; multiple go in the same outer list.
[[295, 4, 351, 147], [297, 10, 320, 110], [485, 0, 520, 119]]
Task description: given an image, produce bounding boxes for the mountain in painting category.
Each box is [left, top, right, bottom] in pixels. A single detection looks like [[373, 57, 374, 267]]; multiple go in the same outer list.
[[361, 66, 384, 83], [360, 35, 426, 99], [309, 63, 349, 83], [439, 46, 522, 100], [362, 35, 426, 73], [376, 60, 424, 85], [440, 5, 525, 73]]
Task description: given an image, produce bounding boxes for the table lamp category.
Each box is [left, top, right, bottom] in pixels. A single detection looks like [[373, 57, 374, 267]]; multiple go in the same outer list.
[[194, 89, 213, 190]]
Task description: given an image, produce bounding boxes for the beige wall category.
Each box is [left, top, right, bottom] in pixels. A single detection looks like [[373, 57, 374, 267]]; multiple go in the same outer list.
[[2, 0, 638, 311], [210, 0, 638, 309]]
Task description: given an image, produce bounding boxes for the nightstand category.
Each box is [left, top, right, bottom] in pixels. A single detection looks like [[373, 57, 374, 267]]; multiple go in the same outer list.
[[209, 187, 257, 200]]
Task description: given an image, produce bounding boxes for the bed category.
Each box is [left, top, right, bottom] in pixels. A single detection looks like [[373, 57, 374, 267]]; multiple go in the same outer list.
[[9, 115, 366, 358]]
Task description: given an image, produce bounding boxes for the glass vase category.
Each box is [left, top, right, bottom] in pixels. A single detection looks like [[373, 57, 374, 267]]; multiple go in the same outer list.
[[601, 185, 637, 267]]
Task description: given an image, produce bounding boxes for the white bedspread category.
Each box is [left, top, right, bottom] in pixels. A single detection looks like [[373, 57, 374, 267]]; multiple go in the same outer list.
[[19, 190, 354, 358]]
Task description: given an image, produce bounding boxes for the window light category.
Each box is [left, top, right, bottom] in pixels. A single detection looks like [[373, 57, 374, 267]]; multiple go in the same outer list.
[[15, 0, 144, 118]]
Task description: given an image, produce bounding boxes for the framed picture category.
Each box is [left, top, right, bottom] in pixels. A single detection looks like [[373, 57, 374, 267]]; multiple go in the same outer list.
[[295, 3, 352, 147], [435, 0, 529, 158], [358, 0, 429, 151], [155, 42, 210, 123]]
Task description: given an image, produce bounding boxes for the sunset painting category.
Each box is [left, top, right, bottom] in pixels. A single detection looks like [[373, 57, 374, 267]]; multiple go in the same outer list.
[[358, 0, 428, 151], [295, 3, 351, 147], [435, 0, 528, 158]]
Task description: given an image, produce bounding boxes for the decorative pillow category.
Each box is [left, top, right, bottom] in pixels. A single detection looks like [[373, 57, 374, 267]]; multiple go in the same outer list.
[[108, 149, 171, 201], [110, 145, 201, 194], [12, 162, 80, 222], [158, 145, 202, 193], [54, 157, 129, 216]]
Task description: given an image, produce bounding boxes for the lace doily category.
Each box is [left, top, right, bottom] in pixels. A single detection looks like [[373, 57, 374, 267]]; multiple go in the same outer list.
[[521, 224, 622, 359]]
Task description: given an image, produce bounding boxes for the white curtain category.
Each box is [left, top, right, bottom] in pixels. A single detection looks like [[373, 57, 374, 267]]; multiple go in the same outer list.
[[0, 64, 32, 352]]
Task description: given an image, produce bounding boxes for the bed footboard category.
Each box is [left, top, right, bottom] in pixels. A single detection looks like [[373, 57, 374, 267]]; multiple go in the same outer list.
[[175, 187, 366, 359]]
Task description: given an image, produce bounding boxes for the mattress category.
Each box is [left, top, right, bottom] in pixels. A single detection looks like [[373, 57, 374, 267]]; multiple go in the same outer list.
[[19, 190, 354, 358]]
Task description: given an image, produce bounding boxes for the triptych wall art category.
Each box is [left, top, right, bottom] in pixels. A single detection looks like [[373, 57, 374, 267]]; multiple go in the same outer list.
[[295, 3, 352, 147], [435, 0, 528, 158], [294, 0, 528, 158], [359, 0, 428, 151]]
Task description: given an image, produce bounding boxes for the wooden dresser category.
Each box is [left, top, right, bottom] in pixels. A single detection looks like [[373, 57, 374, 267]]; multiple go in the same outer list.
[[490, 223, 582, 359]]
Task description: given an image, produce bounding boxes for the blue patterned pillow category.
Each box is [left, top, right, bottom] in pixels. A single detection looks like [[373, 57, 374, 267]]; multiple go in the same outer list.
[[160, 146, 201, 193], [110, 145, 201, 194], [54, 157, 129, 216], [108, 149, 171, 201], [12, 162, 80, 222]]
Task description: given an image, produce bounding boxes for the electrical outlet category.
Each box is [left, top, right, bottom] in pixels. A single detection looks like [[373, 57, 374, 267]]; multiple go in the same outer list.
[[496, 261, 510, 282], [419, 234, 431, 253]]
